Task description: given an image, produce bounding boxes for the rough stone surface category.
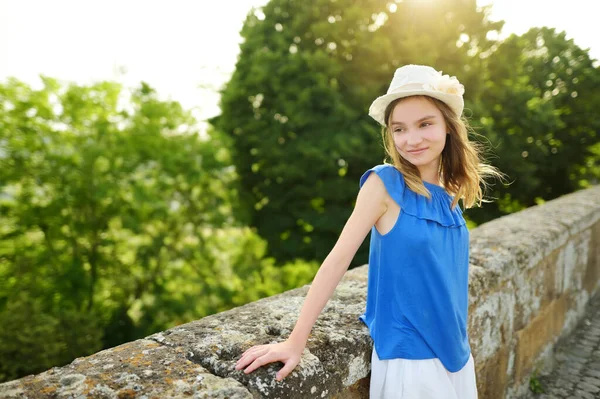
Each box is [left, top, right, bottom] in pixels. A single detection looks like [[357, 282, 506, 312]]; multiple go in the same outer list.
[[143, 272, 373, 399], [518, 292, 600, 398], [469, 186, 600, 398], [0, 185, 599, 398], [0, 338, 252, 398], [514, 294, 568, 382]]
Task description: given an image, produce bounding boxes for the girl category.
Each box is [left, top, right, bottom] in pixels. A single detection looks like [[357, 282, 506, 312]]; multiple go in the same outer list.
[[234, 64, 504, 398]]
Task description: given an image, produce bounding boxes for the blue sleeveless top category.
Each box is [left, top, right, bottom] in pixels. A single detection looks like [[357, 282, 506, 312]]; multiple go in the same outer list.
[[358, 164, 471, 372]]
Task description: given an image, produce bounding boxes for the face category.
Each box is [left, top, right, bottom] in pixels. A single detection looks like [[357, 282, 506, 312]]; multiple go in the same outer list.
[[388, 96, 447, 173]]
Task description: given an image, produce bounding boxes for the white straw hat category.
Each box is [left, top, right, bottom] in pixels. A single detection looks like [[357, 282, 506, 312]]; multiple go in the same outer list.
[[368, 64, 465, 126]]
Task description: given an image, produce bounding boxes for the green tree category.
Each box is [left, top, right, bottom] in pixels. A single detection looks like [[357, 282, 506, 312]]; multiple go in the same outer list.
[[0, 77, 318, 382], [213, 0, 503, 264], [469, 27, 600, 221]]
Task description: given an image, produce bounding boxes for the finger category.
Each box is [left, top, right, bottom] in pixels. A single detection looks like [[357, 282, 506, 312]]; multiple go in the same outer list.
[[241, 346, 256, 356], [243, 352, 276, 374], [237, 347, 262, 366], [235, 348, 268, 370], [237, 347, 268, 363], [275, 360, 297, 381], [235, 354, 254, 370], [241, 345, 263, 357]]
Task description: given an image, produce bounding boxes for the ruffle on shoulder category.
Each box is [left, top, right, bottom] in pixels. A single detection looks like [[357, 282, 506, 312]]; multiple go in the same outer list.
[[359, 164, 466, 228]]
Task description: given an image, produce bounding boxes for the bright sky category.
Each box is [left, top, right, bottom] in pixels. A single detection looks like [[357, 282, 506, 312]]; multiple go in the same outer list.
[[0, 0, 597, 130]]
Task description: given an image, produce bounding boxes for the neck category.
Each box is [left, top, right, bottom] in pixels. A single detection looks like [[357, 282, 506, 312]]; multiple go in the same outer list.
[[418, 162, 442, 186]]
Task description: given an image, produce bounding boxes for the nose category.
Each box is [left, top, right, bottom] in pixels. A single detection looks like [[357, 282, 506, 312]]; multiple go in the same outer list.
[[406, 131, 423, 146]]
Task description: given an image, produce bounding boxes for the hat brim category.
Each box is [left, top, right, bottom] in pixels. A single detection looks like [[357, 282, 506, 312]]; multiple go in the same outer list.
[[368, 90, 464, 126]]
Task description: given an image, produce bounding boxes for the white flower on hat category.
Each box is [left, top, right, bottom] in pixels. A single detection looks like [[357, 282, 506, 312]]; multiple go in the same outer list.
[[432, 72, 465, 96]]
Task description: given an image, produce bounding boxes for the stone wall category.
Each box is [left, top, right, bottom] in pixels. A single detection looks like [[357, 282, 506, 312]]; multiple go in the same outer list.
[[468, 185, 600, 398], [1, 185, 599, 398]]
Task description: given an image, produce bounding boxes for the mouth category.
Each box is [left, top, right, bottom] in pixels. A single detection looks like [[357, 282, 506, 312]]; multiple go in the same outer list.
[[407, 147, 428, 154]]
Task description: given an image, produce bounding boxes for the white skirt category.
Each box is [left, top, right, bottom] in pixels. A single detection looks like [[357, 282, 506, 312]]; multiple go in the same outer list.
[[369, 346, 478, 399]]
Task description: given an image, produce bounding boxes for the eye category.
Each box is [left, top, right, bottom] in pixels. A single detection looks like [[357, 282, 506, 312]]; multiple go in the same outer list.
[[421, 122, 432, 128], [393, 128, 403, 133]]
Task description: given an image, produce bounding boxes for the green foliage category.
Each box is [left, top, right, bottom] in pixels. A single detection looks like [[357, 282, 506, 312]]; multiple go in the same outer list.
[[215, 1, 599, 263], [214, 0, 503, 264], [529, 368, 546, 394], [2, 0, 599, 384], [468, 27, 600, 222], [0, 77, 319, 382], [0, 291, 103, 381]]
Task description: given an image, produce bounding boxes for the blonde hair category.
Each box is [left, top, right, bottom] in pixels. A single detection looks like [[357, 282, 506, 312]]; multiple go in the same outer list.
[[381, 95, 506, 210]]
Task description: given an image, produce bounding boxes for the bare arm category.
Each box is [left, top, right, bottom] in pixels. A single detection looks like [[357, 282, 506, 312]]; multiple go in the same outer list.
[[235, 172, 388, 381], [286, 172, 388, 346]]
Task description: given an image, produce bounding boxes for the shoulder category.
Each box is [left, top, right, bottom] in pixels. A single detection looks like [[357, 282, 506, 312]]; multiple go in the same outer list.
[[354, 167, 389, 222], [359, 164, 402, 188], [358, 166, 387, 196], [359, 164, 406, 196]]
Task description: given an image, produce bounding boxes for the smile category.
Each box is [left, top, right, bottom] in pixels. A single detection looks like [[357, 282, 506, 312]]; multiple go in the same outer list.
[[408, 148, 428, 154]]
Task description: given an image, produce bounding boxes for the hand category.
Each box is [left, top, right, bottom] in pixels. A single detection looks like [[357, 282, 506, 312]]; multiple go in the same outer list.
[[234, 340, 303, 381]]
